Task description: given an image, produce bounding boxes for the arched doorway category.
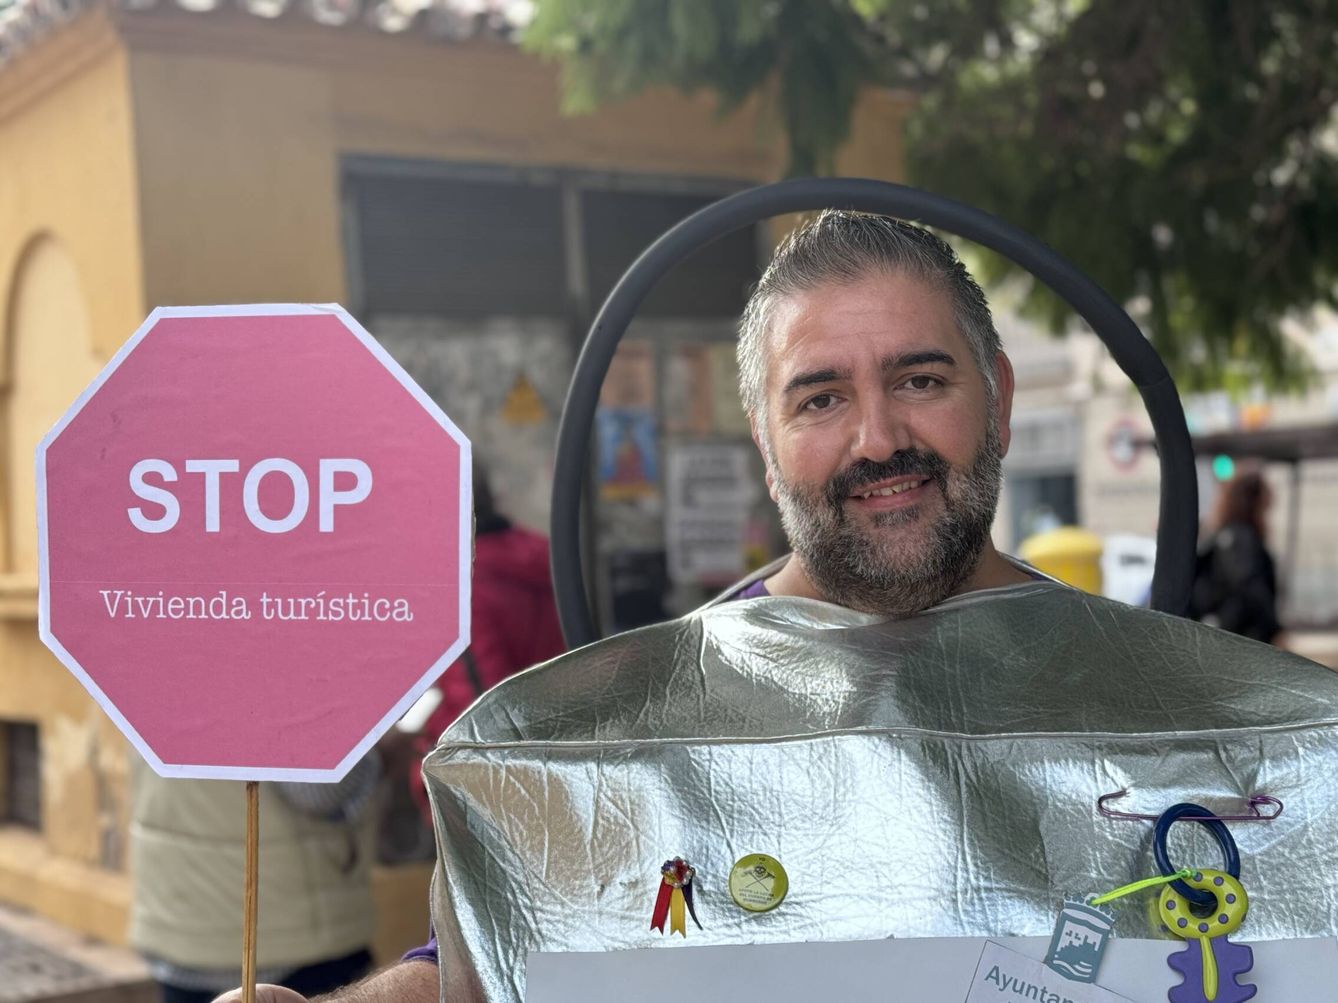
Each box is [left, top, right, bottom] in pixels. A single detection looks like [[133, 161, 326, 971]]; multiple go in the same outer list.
[[4, 234, 101, 575]]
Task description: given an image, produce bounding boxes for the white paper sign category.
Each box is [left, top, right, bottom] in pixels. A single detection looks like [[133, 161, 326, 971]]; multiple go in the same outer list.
[[526, 934, 1338, 1002], [665, 443, 754, 584], [967, 941, 1131, 1003]]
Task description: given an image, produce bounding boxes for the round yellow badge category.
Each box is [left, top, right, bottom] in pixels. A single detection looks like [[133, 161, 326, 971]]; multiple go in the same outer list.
[[728, 853, 788, 913]]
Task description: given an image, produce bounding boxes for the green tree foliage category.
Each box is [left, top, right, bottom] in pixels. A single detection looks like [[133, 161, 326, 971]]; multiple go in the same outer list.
[[523, 1, 1338, 390]]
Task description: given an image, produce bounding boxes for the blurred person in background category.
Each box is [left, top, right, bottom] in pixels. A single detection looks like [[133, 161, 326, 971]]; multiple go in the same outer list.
[[408, 460, 566, 816], [130, 757, 382, 1003], [1190, 466, 1282, 645]]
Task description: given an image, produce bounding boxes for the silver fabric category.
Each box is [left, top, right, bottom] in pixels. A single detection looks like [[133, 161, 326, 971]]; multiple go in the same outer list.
[[423, 580, 1338, 1003]]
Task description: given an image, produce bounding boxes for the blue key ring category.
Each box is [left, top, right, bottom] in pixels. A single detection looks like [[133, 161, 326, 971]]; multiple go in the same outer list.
[[1153, 802, 1241, 908]]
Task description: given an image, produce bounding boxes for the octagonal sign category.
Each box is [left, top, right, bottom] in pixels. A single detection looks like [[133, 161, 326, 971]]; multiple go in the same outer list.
[[36, 305, 471, 781]]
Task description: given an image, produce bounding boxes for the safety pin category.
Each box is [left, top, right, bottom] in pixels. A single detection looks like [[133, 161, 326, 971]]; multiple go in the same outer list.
[[1097, 789, 1283, 822]]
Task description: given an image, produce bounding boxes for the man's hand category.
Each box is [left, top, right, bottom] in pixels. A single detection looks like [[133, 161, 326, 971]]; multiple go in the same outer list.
[[208, 961, 439, 1003], [210, 987, 308, 1003]]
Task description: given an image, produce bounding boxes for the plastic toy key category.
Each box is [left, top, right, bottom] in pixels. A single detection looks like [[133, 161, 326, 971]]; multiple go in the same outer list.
[[1160, 869, 1256, 1002]]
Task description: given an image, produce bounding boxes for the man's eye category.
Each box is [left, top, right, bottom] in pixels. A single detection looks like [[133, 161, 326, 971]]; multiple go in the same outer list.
[[904, 375, 942, 392], [803, 393, 837, 411]]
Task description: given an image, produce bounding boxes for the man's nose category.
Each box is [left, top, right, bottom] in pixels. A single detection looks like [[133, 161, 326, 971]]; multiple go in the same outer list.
[[849, 397, 912, 462]]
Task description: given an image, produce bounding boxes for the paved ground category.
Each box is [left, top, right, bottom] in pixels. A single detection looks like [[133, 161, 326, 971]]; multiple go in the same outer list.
[[0, 904, 153, 1003]]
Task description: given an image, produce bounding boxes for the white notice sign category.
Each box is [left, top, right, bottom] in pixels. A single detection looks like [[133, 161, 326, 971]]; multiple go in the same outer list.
[[665, 443, 754, 584], [966, 941, 1131, 1003], [527, 934, 1338, 1002]]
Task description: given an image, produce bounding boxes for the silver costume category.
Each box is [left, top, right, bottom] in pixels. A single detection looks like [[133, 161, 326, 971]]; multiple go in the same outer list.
[[423, 576, 1338, 1003]]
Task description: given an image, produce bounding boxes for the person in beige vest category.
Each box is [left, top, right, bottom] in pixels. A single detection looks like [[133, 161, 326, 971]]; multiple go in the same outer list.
[[132, 752, 381, 1002]]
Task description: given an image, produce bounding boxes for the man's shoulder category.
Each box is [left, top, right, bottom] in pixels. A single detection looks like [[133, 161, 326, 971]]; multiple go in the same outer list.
[[439, 580, 1332, 752], [1008, 584, 1324, 684], [703, 555, 790, 607]]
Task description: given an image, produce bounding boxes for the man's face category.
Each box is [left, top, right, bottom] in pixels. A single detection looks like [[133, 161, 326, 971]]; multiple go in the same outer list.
[[756, 270, 1013, 615]]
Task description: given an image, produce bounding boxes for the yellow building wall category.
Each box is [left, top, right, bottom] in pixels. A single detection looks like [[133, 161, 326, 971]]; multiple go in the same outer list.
[[0, 3, 909, 956], [118, 6, 909, 312], [0, 7, 144, 944], [119, 13, 789, 311]]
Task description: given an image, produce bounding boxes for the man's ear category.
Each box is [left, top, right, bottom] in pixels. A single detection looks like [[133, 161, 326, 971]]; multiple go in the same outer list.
[[993, 351, 1016, 457], [750, 418, 780, 503]]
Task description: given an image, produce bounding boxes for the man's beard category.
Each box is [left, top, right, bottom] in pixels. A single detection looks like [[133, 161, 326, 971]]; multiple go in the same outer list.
[[772, 422, 1004, 616]]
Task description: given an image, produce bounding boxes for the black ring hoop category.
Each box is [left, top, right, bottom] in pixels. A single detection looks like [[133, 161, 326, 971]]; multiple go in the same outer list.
[[551, 178, 1197, 648], [1154, 802, 1242, 908]]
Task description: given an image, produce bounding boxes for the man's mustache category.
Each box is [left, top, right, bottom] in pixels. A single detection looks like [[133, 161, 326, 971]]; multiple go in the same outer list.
[[825, 449, 951, 507]]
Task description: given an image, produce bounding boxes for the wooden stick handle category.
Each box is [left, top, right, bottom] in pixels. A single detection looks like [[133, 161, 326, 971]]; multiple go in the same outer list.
[[242, 780, 260, 1003]]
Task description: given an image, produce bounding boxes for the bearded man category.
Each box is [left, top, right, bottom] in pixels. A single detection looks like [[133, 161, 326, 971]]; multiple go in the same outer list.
[[219, 213, 1338, 1003], [733, 211, 1026, 613]]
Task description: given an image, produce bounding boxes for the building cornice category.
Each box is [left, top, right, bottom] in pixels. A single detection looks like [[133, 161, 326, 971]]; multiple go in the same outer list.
[[0, 0, 526, 74], [0, 3, 120, 123]]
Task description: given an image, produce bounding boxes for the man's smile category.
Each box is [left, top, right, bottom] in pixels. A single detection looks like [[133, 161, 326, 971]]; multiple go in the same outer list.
[[846, 475, 935, 511]]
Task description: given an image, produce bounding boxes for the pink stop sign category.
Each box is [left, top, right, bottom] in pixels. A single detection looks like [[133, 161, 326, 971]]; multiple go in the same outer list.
[[37, 305, 471, 781]]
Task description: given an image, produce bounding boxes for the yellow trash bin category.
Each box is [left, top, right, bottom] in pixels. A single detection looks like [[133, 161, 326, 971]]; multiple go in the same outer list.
[[1018, 526, 1104, 594]]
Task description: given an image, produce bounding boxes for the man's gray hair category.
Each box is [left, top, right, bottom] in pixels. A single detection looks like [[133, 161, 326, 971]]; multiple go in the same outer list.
[[737, 211, 1002, 426]]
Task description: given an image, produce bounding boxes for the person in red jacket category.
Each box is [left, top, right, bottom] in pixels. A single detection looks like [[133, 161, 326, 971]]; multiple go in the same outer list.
[[410, 463, 566, 815]]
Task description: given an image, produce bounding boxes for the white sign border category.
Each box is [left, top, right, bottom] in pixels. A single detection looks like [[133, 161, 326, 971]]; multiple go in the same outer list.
[[35, 303, 473, 782]]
